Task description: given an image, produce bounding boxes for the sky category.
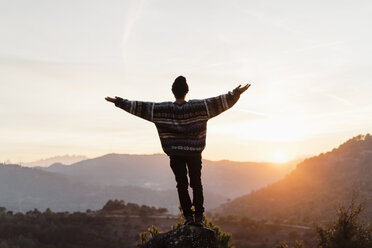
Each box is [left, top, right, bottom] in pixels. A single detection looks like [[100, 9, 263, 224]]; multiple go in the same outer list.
[[1, 0, 372, 164]]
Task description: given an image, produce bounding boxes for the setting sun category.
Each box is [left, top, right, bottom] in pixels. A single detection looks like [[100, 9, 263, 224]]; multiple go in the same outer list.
[[273, 150, 287, 163]]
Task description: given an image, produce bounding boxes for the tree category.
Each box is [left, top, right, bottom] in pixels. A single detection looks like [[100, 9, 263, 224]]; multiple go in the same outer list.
[[0, 207, 6, 215], [316, 200, 372, 248], [102, 199, 126, 212]]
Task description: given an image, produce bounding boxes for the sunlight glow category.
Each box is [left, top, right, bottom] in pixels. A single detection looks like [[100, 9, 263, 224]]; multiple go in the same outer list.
[[273, 150, 287, 163]]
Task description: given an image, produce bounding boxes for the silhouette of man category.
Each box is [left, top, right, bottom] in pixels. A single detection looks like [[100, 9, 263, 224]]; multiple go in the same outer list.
[[105, 76, 250, 226]]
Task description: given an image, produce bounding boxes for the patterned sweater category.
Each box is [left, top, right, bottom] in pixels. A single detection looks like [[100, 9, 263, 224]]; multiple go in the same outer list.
[[114, 90, 240, 156]]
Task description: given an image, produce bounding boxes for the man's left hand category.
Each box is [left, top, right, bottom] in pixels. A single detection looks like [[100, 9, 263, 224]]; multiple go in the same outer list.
[[233, 84, 251, 95], [105, 97, 116, 103]]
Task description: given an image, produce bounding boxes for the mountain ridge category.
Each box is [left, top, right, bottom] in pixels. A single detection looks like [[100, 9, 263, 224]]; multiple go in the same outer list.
[[22, 154, 87, 167]]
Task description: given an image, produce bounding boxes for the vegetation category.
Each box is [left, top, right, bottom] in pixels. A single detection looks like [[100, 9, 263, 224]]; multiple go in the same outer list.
[[0, 199, 172, 248], [0, 197, 371, 248], [274, 199, 372, 248], [0, 208, 117, 248], [276, 241, 305, 248], [210, 214, 315, 248], [204, 218, 235, 248], [316, 200, 372, 248], [100, 199, 167, 215]]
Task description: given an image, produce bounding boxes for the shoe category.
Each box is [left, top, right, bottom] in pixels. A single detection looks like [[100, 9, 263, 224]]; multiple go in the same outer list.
[[194, 214, 204, 227], [184, 215, 194, 225]]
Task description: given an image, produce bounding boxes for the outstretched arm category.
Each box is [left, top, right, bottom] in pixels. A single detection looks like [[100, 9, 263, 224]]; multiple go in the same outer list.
[[204, 83, 251, 119], [105, 96, 154, 122]]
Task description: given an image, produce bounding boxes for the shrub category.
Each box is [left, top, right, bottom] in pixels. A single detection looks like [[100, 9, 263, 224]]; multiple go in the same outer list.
[[316, 200, 372, 248]]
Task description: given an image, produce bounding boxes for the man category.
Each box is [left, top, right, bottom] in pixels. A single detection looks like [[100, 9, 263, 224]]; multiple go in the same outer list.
[[105, 76, 250, 226]]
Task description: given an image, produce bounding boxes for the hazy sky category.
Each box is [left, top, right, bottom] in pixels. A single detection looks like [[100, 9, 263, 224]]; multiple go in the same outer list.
[[1, 0, 372, 163]]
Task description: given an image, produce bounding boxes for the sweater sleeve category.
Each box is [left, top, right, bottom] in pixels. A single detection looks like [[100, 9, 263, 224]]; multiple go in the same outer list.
[[203, 90, 240, 119], [114, 97, 155, 122]]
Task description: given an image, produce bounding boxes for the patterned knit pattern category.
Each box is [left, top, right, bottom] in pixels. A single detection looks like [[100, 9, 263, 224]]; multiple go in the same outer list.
[[114, 91, 240, 156]]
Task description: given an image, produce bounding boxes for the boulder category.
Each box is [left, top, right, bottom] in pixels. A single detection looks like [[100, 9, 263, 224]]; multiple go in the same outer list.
[[139, 225, 218, 248]]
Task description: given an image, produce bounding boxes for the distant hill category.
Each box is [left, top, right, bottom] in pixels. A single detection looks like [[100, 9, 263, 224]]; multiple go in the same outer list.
[[22, 155, 87, 167], [217, 134, 372, 223], [37, 153, 296, 199]]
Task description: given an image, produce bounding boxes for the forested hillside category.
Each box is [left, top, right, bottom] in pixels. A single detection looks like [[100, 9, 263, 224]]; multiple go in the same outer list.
[[218, 134, 372, 224]]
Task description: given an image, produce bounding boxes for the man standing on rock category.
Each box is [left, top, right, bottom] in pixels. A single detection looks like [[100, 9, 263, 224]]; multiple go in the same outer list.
[[105, 76, 250, 226]]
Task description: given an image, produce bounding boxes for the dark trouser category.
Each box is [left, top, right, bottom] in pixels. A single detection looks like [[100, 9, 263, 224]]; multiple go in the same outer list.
[[169, 153, 204, 217]]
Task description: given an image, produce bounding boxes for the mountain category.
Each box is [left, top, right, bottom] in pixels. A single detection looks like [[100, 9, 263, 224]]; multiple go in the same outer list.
[[0, 163, 229, 214], [217, 134, 372, 223], [37, 153, 296, 199], [0, 154, 296, 214], [22, 155, 87, 167]]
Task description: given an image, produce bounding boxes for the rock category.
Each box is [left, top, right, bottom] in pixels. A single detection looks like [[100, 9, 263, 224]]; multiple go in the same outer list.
[[139, 225, 218, 248]]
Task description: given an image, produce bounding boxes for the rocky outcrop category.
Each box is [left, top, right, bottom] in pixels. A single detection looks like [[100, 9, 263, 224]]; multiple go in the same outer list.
[[139, 225, 217, 248]]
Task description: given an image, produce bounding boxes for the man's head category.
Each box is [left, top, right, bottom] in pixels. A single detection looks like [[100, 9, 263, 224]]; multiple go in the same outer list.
[[172, 76, 189, 99]]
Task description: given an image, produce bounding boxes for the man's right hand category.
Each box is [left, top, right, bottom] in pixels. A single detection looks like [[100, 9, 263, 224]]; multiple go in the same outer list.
[[233, 84, 251, 95]]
